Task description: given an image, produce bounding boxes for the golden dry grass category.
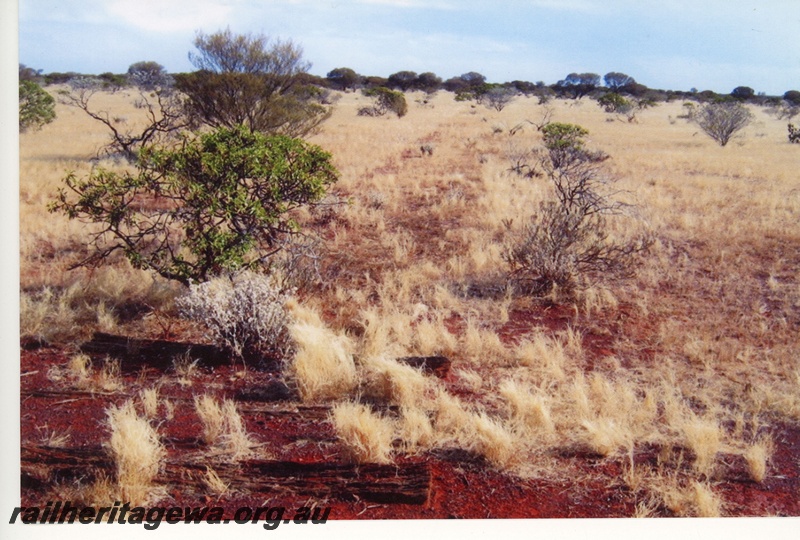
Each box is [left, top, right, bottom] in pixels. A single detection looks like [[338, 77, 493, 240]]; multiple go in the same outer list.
[[193, 394, 257, 460], [105, 400, 166, 505], [21, 88, 800, 516]]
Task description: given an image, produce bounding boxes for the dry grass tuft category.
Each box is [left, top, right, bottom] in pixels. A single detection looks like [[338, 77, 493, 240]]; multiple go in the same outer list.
[[204, 466, 232, 497], [331, 402, 395, 464], [193, 395, 257, 460], [359, 355, 434, 409], [682, 413, 722, 476], [105, 400, 165, 505], [744, 436, 773, 483], [499, 378, 555, 438], [468, 412, 517, 468], [288, 317, 358, 402]]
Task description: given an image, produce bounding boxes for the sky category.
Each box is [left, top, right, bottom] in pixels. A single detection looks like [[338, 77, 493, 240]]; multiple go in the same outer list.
[[14, 0, 800, 96]]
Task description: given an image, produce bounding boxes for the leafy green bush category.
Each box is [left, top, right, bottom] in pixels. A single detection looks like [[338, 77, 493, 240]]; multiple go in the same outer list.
[[49, 126, 339, 285], [597, 92, 631, 113], [19, 80, 56, 132], [358, 87, 408, 118], [541, 122, 607, 169]]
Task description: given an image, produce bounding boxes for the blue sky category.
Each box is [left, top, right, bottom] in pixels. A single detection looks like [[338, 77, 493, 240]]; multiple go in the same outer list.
[[16, 0, 800, 94]]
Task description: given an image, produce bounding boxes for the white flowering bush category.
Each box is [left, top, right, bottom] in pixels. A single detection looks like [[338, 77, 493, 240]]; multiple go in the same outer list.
[[177, 271, 294, 363]]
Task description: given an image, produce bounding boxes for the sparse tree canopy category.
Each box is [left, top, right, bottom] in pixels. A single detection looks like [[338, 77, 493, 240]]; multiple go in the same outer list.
[[175, 28, 329, 137], [19, 80, 56, 132], [49, 126, 339, 285], [483, 85, 517, 112], [695, 102, 753, 147]]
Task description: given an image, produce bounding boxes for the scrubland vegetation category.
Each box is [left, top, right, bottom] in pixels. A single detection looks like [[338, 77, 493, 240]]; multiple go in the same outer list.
[[19, 57, 800, 517]]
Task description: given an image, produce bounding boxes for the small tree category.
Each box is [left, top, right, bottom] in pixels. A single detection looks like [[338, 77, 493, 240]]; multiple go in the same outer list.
[[484, 85, 517, 112], [19, 80, 56, 132], [175, 28, 330, 137], [49, 126, 339, 285], [597, 92, 632, 113], [695, 102, 753, 146], [784, 90, 800, 106]]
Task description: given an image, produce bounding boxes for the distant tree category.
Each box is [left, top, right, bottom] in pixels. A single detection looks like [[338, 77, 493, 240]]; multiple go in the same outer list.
[[19, 64, 42, 83], [603, 72, 635, 91], [554, 73, 600, 99], [620, 82, 649, 97], [695, 102, 753, 146], [175, 28, 330, 138], [414, 72, 442, 93], [19, 80, 56, 132], [127, 61, 172, 90], [483, 85, 517, 111], [731, 86, 755, 101], [783, 90, 800, 106], [363, 75, 389, 89], [460, 72, 487, 86], [326, 67, 360, 91], [510, 80, 537, 95], [387, 70, 418, 92]]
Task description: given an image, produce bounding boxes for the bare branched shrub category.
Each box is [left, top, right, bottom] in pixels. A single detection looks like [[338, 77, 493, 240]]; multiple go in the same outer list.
[[503, 125, 651, 296], [694, 102, 753, 147], [177, 271, 293, 364]]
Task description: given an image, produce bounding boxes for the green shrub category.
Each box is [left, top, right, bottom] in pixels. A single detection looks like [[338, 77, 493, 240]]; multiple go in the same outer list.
[[358, 87, 408, 118], [19, 80, 56, 132], [49, 126, 339, 285]]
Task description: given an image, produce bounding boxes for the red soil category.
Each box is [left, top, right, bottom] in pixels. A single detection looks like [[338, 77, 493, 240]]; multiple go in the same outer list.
[[20, 322, 800, 519]]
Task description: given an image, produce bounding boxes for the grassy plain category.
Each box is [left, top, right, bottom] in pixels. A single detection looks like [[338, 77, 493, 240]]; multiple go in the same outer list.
[[19, 88, 800, 516]]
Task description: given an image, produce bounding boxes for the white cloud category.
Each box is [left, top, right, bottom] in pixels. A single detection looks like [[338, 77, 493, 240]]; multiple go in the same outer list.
[[106, 0, 237, 33]]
